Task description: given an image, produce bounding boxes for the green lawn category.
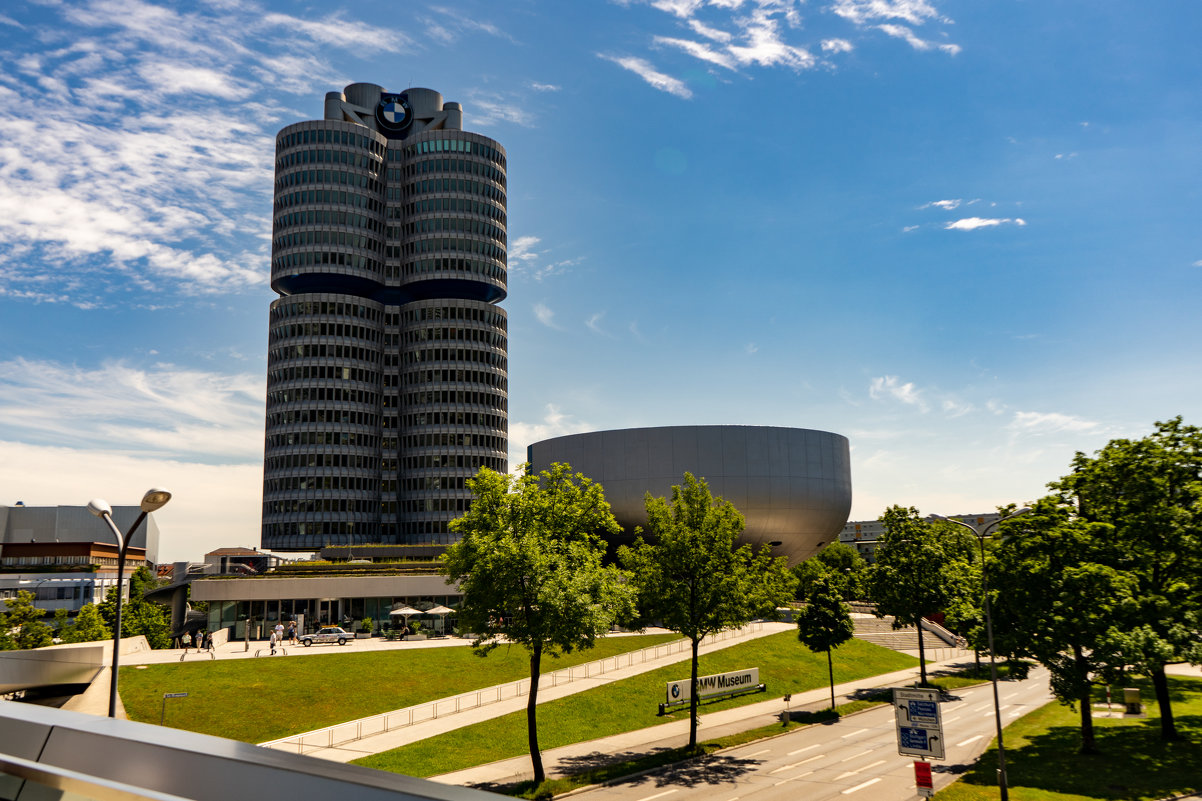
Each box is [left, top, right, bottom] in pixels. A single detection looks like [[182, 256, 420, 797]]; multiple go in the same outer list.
[[353, 632, 918, 777], [936, 676, 1202, 801], [119, 633, 678, 743]]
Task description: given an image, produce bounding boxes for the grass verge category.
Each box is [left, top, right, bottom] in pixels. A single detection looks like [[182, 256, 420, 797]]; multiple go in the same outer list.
[[352, 633, 917, 778], [119, 632, 677, 743], [935, 675, 1202, 801]]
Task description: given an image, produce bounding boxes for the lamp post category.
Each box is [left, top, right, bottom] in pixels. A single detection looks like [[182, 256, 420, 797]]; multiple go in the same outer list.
[[87, 488, 172, 718], [932, 508, 1030, 801]]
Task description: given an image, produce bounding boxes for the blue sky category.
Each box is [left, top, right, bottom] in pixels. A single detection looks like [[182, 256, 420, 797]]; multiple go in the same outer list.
[[1, 0, 1199, 562]]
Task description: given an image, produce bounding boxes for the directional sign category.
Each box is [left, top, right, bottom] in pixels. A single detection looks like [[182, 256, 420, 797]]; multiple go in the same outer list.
[[893, 687, 945, 760], [163, 692, 189, 699]]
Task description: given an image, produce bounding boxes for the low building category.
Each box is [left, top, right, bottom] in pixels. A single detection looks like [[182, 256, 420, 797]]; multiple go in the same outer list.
[[838, 512, 1002, 562]]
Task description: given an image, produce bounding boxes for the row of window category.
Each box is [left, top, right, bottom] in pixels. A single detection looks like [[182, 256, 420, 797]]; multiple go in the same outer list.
[[268, 365, 374, 384], [390, 156, 505, 189], [265, 475, 390, 493], [393, 196, 505, 225], [403, 177, 506, 206], [277, 168, 382, 195], [266, 409, 378, 428], [406, 304, 506, 326], [401, 234, 505, 263], [388, 257, 506, 283], [274, 229, 381, 253], [403, 368, 507, 390], [265, 452, 379, 471], [402, 347, 507, 369], [406, 497, 471, 513], [403, 454, 506, 471], [275, 209, 383, 235], [278, 147, 381, 174], [403, 389, 507, 410], [265, 498, 385, 514], [270, 344, 380, 363], [272, 300, 382, 322], [279, 126, 385, 157], [405, 411, 506, 429], [269, 322, 381, 344], [393, 136, 505, 167], [276, 188, 382, 215], [395, 216, 504, 242], [266, 431, 380, 448], [266, 387, 378, 406], [405, 326, 506, 348], [404, 432, 505, 451], [263, 521, 365, 539], [272, 249, 384, 274]]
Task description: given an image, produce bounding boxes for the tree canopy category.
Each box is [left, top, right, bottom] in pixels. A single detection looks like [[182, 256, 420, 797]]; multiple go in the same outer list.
[[444, 463, 636, 785], [97, 565, 172, 650], [0, 590, 53, 650], [796, 574, 855, 709], [620, 472, 797, 750]]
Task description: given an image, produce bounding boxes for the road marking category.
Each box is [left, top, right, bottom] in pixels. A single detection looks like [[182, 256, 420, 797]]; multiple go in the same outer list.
[[774, 771, 814, 786], [957, 735, 984, 747], [1007, 710, 1023, 718], [1004, 691, 1020, 700], [971, 702, 992, 712], [839, 749, 872, 762], [796, 754, 825, 766], [742, 749, 771, 758], [841, 728, 869, 738], [771, 755, 827, 774], [841, 778, 882, 795], [943, 715, 962, 724], [834, 760, 887, 780], [787, 743, 820, 756], [635, 791, 678, 801]]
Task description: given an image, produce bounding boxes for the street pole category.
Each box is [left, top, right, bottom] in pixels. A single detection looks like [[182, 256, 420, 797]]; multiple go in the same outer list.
[[933, 508, 1030, 801]]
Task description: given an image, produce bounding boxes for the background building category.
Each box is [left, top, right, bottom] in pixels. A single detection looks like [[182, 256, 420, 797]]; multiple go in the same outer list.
[[0, 503, 158, 613], [838, 512, 1002, 562], [528, 425, 852, 564], [262, 84, 508, 551]]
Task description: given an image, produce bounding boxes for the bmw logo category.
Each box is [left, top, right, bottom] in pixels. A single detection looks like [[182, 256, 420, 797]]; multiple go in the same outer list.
[[670, 684, 681, 699], [375, 92, 411, 133]]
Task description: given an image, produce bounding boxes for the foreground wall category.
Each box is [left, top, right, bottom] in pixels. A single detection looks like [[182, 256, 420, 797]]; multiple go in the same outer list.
[[528, 425, 852, 564]]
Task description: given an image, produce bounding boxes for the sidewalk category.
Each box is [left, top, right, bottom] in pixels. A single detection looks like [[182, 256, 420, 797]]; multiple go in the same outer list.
[[430, 651, 978, 788], [274, 622, 796, 761]]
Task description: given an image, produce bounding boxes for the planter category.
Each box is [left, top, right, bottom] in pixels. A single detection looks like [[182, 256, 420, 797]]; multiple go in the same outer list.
[[356, 632, 372, 639]]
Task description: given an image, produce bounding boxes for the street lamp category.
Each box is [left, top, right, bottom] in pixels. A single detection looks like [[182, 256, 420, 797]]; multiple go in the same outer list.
[[87, 488, 172, 718], [932, 507, 1030, 801]]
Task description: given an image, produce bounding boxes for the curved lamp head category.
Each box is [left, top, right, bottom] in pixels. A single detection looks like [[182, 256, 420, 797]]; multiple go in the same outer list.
[[87, 498, 113, 518], [140, 488, 172, 513]]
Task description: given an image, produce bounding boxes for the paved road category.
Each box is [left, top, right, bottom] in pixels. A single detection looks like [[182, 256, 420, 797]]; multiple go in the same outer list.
[[562, 668, 1052, 801]]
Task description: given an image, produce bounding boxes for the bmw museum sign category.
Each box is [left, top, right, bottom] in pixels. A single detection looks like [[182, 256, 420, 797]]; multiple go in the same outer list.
[[665, 668, 761, 706]]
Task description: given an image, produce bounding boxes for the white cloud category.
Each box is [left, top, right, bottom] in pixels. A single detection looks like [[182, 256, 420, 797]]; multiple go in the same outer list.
[[921, 199, 961, 210], [530, 82, 561, 92], [822, 38, 854, 53], [876, 23, 960, 54], [655, 36, 738, 69], [689, 19, 734, 43], [598, 54, 694, 99], [586, 312, 614, 337], [745, 343, 759, 354], [508, 405, 593, 472], [902, 224, 920, 232], [508, 235, 583, 280], [1008, 411, 1099, 436], [534, 303, 560, 329], [831, 0, 943, 26], [944, 217, 1026, 230], [941, 398, 974, 418], [467, 90, 538, 127], [1193, 260, 1202, 267], [869, 375, 928, 412]]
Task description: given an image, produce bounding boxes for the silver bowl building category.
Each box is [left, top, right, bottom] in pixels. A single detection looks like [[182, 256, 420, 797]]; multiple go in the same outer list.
[[527, 425, 852, 564]]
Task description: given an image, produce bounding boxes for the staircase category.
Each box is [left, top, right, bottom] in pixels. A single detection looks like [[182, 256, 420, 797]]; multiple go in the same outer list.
[[852, 613, 941, 652]]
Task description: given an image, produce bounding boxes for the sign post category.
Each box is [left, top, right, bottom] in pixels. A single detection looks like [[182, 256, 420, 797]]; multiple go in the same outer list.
[[893, 687, 945, 760], [161, 692, 188, 725]]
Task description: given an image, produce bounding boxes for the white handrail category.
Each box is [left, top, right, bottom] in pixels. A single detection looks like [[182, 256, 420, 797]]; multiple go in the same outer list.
[[259, 622, 764, 754]]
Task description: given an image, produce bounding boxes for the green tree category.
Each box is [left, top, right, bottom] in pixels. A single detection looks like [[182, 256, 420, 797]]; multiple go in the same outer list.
[[444, 463, 636, 786], [866, 506, 972, 685], [0, 591, 53, 650], [97, 566, 172, 649], [793, 541, 868, 602], [1050, 416, 1202, 741], [795, 575, 856, 709], [59, 603, 111, 644], [992, 499, 1134, 754], [620, 473, 798, 750]]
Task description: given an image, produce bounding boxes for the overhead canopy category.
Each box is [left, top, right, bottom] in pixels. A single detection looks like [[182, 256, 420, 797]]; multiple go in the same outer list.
[[389, 605, 422, 616], [425, 605, 454, 615]]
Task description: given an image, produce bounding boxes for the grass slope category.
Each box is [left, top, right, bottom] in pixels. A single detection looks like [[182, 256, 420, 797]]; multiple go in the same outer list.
[[936, 676, 1202, 801], [119, 633, 678, 743], [353, 632, 918, 777]]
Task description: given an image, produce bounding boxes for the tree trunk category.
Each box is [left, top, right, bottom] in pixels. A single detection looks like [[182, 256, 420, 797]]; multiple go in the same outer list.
[[916, 617, 928, 685], [688, 636, 700, 751], [1150, 665, 1180, 741], [1078, 685, 1097, 754], [827, 649, 836, 710], [528, 645, 545, 784]]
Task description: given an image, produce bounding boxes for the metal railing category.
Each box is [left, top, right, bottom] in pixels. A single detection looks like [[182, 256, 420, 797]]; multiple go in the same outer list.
[[259, 622, 764, 755]]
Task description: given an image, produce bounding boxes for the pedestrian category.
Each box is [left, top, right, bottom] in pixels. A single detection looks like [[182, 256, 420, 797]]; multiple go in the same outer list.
[[287, 620, 297, 645], [269, 629, 278, 655], [274, 621, 284, 642], [202, 630, 213, 651]]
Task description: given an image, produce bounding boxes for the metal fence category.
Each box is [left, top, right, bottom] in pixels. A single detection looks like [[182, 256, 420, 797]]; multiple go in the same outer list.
[[259, 622, 764, 755]]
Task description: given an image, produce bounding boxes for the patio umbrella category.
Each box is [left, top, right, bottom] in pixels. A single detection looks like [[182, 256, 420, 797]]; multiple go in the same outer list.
[[424, 605, 454, 634], [388, 605, 422, 617]]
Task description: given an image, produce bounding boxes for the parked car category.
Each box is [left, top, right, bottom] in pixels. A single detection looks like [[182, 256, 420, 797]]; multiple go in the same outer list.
[[299, 626, 352, 646]]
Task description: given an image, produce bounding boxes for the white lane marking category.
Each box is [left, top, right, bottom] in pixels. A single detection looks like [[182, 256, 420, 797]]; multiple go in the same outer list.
[[1004, 691, 1020, 700], [971, 702, 992, 712], [841, 728, 869, 738], [787, 743, 820, 756], [834, 760, 887, 780], [635, 791, 678, 801], [984, 711, 997, 717], [774, 771, 815, 785], [842, 778, 882, 794], [957, 735, 984, 747], [1007, 710, 1023, 717], [742, 749, 771, 757], [796, 754, 825, 766], [839, 749, 872, 762], [943, 715, 962, 724]]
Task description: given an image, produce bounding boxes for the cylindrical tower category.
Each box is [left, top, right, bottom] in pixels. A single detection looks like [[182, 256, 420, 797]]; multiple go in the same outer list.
[[262, 86, 507, 551]]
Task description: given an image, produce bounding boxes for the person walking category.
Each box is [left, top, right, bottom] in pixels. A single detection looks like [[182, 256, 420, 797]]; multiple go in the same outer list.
[[269, 629, 278, 655], [287, 620, 297, 645]]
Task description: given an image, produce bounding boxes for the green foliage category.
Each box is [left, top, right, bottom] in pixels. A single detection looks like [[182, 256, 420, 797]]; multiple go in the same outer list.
[[866, 505, 973, 684], [619, 472, 798, 748], [0, 590, 53, 650], [98, 565, 172, 649], [58, 603, 111, 643], [444, 463, 637, 784], [792, 541, 868, 601], [796, 575, 855, 709]]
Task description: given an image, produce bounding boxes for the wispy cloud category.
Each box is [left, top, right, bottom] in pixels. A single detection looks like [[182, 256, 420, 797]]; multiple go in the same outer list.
[[508, 404, 593, 472], [598, 54, 694, 99], [869, 375, 928, 412], [921, 199, 962, 210], [945, 217, 1027, 231], [530, 81, 561, 92], [830, 0, 943, 26], [508, 235, 583, 280], [534, 303, 560, 329], [876, 24, 961, 54], [586, 312, 616, 338], [1008, 411, 1099, 436]]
